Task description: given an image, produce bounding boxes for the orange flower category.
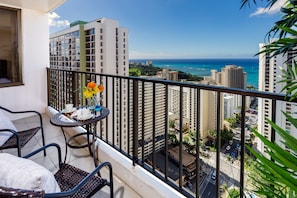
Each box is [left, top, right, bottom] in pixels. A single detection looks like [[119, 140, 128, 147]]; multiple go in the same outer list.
[[98, 85, 104, 92], [87, 82, 97, 89]]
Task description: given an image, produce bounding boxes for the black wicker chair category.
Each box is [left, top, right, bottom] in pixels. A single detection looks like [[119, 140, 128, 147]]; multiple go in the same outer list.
[[23, 143, 114, 198], [0, 186, 45, 197], [0, 106, 46, 157]]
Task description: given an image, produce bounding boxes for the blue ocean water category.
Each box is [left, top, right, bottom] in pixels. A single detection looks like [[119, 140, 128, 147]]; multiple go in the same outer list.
[[131, 58, 259, 89]]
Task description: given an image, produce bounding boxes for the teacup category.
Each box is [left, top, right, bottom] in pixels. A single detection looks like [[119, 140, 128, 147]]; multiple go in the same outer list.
[[80, 108, 91, 118], [65, 104, 73, 112]]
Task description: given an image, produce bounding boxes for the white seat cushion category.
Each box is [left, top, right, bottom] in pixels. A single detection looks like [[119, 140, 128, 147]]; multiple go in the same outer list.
[[0, 153, 61, 193], [0, 110, 17, 146]]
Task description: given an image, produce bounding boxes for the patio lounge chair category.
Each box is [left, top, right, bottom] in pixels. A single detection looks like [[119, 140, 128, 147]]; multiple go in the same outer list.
[[0, 143, 114, 198], [0, 106, 46, 156]]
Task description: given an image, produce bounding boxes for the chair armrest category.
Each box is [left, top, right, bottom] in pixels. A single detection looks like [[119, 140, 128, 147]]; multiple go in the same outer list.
[[23, 143, 62, 164], [0, 106, 41, 116], [0, 129, 19, 142], [45, 162, 113, 198], [0, 129, 18, 135], [0, 106, 43, 126]]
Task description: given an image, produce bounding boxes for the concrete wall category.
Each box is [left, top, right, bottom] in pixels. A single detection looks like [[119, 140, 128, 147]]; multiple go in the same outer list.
[[0, 6, 49, 119]]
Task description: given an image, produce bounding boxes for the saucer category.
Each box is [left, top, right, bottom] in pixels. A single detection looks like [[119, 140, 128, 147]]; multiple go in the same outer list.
[[62, 108, 77, 114], [77, 113, 93, 120]]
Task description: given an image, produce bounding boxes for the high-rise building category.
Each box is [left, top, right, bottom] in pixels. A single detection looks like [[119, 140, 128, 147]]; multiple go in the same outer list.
[[131, 78, 167, 158], [49, 18, 129, 150], [210, 65, 249, 111], [258, 42, 297, 152], [156, 69, 178, 81], [168, 81, 223, 141], [210, 65, 246, 89]]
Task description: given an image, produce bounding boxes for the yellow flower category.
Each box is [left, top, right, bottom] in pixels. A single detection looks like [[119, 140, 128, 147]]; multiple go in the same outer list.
[[83, 89, 93, 98]]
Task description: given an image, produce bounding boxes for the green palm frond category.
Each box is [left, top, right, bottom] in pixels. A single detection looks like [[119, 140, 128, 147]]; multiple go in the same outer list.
[[277, 61, 297, 101], [267, 114, 297, 152], [246, 124, 297, 197]]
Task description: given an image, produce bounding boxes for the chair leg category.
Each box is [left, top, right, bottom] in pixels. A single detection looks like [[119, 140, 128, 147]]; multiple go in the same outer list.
[[17, 147, 21, 157], [109, 165, 114, 198], [110, 184, 114, 198], [41, 127, 46, 156]]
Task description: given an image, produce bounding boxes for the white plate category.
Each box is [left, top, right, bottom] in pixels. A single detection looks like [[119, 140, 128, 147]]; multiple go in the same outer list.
[[62, 108, 77, 114], [76, 113, 93, 121]]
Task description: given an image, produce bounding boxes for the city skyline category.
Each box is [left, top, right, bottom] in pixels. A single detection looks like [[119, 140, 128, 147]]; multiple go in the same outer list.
[[49, 0, 284, 59]]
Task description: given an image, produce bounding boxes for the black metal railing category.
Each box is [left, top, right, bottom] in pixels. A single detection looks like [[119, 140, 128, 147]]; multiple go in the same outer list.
[[46, 68, 293, 198]]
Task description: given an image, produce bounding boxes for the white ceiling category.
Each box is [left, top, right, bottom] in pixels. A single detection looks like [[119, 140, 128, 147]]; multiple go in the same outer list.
[[0, 0, 66, 12]]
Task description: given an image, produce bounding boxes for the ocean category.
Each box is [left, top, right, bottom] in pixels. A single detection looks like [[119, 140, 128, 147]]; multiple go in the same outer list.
[[130, 58, 259, 89]]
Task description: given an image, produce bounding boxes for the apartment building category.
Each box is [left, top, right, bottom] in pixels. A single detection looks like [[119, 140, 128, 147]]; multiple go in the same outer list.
[[258, 42, 297, 152], [168, 82, 223, 141], [156, 68, 179, 81], [210, 65, 250, 112], [49, 18, 129, 151], [131, 79, 167, 158]]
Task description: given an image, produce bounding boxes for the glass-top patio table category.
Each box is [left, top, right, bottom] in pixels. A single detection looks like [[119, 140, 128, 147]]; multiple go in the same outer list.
[[50, 106, 110, 167]]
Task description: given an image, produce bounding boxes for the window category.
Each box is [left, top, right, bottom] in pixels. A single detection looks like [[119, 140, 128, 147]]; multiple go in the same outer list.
[[0, 7, 22, 87]]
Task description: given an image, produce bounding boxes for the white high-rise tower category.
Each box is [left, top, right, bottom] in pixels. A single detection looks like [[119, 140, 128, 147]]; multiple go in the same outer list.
[[49, 18, 129, 150], [258, 42, 297, 152]]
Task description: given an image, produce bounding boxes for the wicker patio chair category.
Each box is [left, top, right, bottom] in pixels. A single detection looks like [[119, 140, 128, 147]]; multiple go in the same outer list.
[[0, 186, 45, 197], [0, 106, 46, 157], [22, 143, 114, 198]]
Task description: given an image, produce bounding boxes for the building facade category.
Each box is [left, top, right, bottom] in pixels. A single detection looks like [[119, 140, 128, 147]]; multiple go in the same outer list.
[[49, 18, 129, 151], [210, 65, 249, 112], [258, 42, 297, 152], [131, 79, 167, 158]]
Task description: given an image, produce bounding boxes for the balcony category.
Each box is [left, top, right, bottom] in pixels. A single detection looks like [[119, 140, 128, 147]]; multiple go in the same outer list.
[[4, 112, 140, 197], [39, 68, 290, 197], [0, 1, 292, 196]]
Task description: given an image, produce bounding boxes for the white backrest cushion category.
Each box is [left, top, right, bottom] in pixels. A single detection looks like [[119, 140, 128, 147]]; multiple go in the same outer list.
[[0, 110, 17, 146], [0, 153, 61, 193]]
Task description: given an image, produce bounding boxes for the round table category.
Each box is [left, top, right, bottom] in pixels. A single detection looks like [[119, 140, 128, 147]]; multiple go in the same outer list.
[[50, 106, 110, 167]]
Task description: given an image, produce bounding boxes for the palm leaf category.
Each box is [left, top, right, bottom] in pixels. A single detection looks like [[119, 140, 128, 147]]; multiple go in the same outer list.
[[247, 127, 297, 195], [247, 145, 297, 194], [266, 116, 297, 152]]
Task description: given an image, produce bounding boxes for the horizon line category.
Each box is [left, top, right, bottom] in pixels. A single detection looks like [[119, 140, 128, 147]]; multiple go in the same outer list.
[[129, 57, 259, 60]]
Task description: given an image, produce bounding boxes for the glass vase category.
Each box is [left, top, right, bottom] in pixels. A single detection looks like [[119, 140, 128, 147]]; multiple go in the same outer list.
[[88, 96, 101, 112]]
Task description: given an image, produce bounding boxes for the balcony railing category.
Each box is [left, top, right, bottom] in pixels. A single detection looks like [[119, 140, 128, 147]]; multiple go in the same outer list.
[[46, 67, 292, 198]]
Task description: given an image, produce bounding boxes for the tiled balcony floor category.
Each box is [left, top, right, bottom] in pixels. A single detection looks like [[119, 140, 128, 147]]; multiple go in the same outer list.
[[3, 113, 141, 198]]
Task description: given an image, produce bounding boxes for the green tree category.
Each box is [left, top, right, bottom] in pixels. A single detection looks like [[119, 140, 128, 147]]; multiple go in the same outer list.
[[168, 131, 178, 145], [228, 188, 240, 198], [226, 117, 237, 128], [208, 129, 217, 140], [189, 130, 197, 141], [129, 68, 141, 76], [169, 119, 175, 128], [221, 127, 233, 145]]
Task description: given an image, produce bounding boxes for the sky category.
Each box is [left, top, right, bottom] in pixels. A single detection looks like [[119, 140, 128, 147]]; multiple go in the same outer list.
[[49, 0, 285, 59]]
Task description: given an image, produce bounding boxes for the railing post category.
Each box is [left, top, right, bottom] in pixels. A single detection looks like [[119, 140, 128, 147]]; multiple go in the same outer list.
[[240, 95, 246, 198], [46, 68, 50, 107], [133, 79, 139, 166], [72, 71, 79, 106], [196, 88, 201, 198], [216, 92, 221, 198], [179, 86, 183, 190]]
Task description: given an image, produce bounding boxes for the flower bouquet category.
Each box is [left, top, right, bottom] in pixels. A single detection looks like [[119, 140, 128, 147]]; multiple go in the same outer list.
[[82, 81, 104, 111]]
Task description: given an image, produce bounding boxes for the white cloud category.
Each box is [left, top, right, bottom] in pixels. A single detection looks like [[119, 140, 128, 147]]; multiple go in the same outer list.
[[48, 12, 70, 27], [250, 0, 287, 17]]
